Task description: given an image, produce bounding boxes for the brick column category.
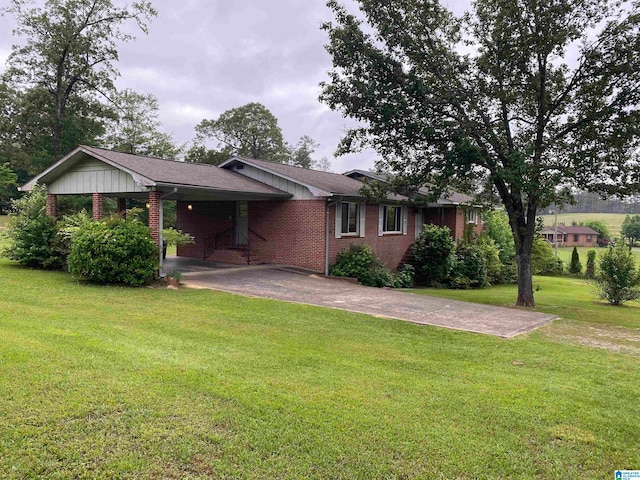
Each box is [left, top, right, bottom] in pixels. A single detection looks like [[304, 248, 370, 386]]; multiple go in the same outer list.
[[148, 191, 162, 246], [45, 194, 58, 218], [92, 193, 104, 220], [117, 198, 127, 217]]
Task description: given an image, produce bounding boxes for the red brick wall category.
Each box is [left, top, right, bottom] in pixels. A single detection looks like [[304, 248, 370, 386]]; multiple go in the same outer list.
[[92, 192, 104, 221], [46, 194, 58, 218], [422, 207, 483, 240], [328, 204, 416, 271], [148, 191, 162, 245], [248, 200, 326, 271], [176, 201, 234, 259], [563, 233, 598, 247]]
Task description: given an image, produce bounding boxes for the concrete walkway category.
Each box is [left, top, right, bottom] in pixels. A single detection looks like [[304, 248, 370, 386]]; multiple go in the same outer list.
[[166, 258, 556, 338]]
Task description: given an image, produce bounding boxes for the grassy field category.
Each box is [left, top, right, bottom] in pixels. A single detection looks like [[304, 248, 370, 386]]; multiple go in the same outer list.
[[539, 213, 628, 238], [0, 214, 8, 229], [552, 246, 640, 266], [1, 255, 639, 477]]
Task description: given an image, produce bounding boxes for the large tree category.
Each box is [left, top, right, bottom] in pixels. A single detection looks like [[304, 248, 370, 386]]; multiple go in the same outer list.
[[3, 0, 156, 161], [194, 102, 290, 163], [321, 0, 640, 306], [101, 88, 179, 159]]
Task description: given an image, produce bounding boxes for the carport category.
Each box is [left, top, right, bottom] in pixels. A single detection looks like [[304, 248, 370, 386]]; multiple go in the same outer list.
[[20, 145, 291, 273]]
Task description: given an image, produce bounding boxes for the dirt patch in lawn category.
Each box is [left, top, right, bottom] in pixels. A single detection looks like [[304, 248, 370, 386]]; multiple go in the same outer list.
[[542, 321, 640, 355]]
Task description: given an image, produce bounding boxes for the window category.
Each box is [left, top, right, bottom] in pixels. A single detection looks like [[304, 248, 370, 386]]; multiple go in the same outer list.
[[336, 201, 365, 238], [574, 234, 579, 242], [466, 209, 478, 224], [587, 234, 592, 241], [341, 202, 359, 235], [383, 205, 402, 233]]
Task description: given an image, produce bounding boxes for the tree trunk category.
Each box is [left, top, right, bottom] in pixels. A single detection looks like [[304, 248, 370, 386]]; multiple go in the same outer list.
[[515, 251, 535, 307]]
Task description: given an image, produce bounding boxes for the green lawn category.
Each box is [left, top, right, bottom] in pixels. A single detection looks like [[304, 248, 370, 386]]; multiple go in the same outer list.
[[539, 212, 628, 238], [551, 246, 640, 266], [1, 258, 639, 478], [0, 214, 8, 229]]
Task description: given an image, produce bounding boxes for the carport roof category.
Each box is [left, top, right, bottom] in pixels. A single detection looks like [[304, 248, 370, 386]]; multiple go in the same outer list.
[[21, 146, 292, 198]]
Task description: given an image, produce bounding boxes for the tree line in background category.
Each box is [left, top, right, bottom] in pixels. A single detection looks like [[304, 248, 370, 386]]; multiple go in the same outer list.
[[0, 0, 327, 213], [541, 192, 640, 215]]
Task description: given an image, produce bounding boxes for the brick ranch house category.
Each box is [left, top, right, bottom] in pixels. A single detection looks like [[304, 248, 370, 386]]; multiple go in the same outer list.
[[540, 224, 599, 247], [22, 146, 482, 274]]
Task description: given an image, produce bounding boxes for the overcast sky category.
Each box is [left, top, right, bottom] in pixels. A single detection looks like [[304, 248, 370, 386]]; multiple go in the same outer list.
[[0, 0, 469, 173]]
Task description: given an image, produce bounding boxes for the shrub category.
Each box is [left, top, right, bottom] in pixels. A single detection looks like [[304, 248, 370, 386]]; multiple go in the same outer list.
[[569, 246, 582, 274], [55, 210, 93, 257], [162, 227, 195, 247], [392, 264, 415, 288], [594, 242, 640, 305], [411, 224, 455, 285], [450, 243, 488, 289], [531, 237, 556, 275], [1, 185, 64, 269], [475, 237, 504, 285], [329, 244, 392, 287], [585, 249, 597, 279], [68, 217, 158, 286], [481, 209, 515, 263]]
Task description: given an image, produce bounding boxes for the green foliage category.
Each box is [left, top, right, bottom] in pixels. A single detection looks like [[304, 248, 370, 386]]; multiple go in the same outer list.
[[411, 224, 455, 285], [67, 217, 158, 286], [1, 185, 64, 269], [195, 103, 290, 162], [101, 89, 180, 158], [0, 162, 18, 212], [475, 237, 506, 285], [594, 242, 640, 305], [582, 220, 611, 242], [621, 215, 640, 245], [329, 244, 393, 287], [162, 227, 195, 247], [586, 249, 597, 279], [392, 264, 415, 288], [569, 247, 582, 275], [321, 0, 640, 306], [55, 209, 93, 256], [530, 238, 557, 275], [481, 211, 515, 261], [450, 243, 488, 289], [3, 0, 156, 159]]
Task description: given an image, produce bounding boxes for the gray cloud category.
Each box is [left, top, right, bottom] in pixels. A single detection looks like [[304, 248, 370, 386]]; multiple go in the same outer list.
[[1, 0, 473, 173]]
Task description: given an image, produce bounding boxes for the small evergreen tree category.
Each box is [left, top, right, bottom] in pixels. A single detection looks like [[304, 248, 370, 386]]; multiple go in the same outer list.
[[585, 249, 597, 279], [569, 247, 582, 275]]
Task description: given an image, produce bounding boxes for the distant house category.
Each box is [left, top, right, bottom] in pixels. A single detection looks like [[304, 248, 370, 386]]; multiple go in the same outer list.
[[22, 146, 482, 273], [540, 224, 599, 247]]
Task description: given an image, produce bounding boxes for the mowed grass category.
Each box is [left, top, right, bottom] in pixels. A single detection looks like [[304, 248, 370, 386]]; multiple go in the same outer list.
[[0, 257, 639, 478], [539, 213, 629, 238], [552, 246, 640, 265], [0, 214, 8, 229]]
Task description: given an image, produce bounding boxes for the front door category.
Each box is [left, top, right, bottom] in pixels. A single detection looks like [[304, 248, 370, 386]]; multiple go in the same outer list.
[[235, 201, 249, 246]]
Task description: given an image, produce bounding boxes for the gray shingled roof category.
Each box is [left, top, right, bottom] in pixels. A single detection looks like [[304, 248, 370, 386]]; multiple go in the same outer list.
[[343, 169, 474, 205], [23, 146, 291, 197], [541, 226, 599, 235], [224, 157, 408, 200]]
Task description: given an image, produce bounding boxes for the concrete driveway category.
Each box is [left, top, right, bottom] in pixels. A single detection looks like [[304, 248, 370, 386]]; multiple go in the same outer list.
[[169, 259, 556, 338]]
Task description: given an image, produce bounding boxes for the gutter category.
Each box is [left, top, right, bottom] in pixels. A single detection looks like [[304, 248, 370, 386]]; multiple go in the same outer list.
[[325, 197, 342, 276], [158, 188, 178, 276]]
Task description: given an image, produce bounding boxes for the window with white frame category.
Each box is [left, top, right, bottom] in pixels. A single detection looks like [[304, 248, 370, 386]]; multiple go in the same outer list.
[[341, 202, 359, 235], [383, 205, 402, 233], [465, 209, 478, 224]]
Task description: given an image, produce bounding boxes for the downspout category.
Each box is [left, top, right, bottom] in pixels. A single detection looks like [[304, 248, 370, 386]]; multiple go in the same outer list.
[[325, 197, 341, 276], [158, 188, 178, 276]]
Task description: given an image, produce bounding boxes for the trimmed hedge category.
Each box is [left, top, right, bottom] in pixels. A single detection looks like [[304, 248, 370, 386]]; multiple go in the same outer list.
[[68, 218, 158, 286]]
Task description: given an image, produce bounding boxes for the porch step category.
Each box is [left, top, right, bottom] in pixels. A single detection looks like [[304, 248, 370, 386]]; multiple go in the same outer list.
[[206, 248, 265, 265]]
